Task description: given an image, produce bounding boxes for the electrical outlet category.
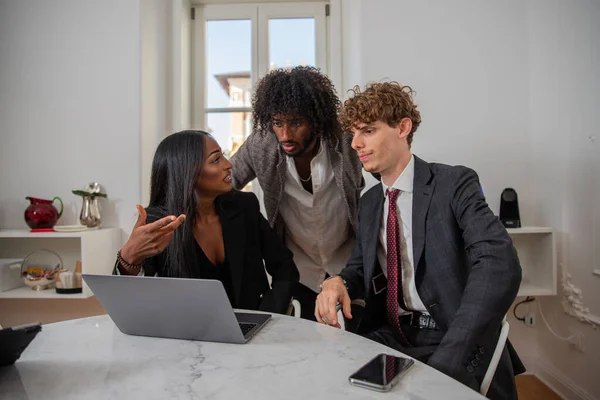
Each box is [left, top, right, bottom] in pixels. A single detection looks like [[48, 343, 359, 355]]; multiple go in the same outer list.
[[569, 332, 585, 353], [524, 311, 536, 327]]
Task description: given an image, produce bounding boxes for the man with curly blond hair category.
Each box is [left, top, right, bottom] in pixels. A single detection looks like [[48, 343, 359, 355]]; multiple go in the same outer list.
[[316, 82, 524, 398], [231, 66, 364, 320]]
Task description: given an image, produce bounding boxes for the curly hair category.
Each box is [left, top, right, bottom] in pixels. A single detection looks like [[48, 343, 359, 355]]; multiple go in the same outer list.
[[339, 82, 422, 147], [252, 66, 342, 139]]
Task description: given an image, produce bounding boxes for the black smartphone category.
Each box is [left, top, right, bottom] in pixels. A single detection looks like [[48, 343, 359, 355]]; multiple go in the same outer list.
[[0, 322, 42, 366], [348, 353, 414, 392]]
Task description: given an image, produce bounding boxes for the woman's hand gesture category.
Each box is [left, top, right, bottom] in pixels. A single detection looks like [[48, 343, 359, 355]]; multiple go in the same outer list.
[[120, 205, 186, 265]]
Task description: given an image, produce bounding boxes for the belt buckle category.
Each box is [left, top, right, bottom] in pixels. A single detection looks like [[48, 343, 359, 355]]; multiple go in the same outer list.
[[415, 312, 425, 329], [412, 312, 429, 329], [420, 314, 430, 329], [421, 314, 437, 330], [407, 312, 436, 329]]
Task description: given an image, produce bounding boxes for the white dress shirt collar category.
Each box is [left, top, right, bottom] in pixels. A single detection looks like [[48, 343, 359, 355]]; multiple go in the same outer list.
[[381, 154, 415, 195]]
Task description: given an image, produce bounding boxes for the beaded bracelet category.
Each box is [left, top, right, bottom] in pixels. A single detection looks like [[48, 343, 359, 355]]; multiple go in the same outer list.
[[117, 250, 144, 270]]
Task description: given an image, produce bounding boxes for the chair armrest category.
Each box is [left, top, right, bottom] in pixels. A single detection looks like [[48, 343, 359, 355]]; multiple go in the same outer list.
[[480, 318, 510, 395], [288, 298, 302, 318]]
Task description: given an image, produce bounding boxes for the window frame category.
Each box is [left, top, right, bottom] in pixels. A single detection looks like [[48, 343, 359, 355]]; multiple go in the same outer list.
[[193, 4, 258, 130], [191, 1, 337, 205], [192, 2, 331, 130]]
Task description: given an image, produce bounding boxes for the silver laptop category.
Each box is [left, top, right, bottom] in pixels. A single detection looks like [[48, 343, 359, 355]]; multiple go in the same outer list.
[[82, 274, 271, 344]]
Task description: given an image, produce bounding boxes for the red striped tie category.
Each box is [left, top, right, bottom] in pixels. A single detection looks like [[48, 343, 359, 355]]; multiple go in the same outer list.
[[386, 189, 411, 347]]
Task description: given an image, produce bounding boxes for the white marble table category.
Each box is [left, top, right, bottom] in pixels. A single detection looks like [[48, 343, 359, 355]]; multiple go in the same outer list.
[[1, 314, 485, 399]]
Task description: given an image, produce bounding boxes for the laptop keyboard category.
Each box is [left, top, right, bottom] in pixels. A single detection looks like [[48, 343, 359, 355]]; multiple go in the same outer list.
[[239, 322, 257, 336]]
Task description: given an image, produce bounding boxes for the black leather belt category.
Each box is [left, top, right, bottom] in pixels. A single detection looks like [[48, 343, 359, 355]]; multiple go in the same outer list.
[[399, 312, 440, 330]]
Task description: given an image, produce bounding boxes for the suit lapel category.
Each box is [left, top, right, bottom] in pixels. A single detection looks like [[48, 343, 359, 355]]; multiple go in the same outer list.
[[363, 186, 384, 287], [220, 202, 245, 306], [412, 156, 434, 273]]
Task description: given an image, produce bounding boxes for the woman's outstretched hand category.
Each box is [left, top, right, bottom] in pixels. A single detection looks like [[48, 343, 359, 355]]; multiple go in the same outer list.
[[120, 205, 186, 265]]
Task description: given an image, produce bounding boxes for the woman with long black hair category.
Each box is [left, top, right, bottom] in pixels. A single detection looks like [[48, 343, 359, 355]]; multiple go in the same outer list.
[[115, 130, 299, 314]]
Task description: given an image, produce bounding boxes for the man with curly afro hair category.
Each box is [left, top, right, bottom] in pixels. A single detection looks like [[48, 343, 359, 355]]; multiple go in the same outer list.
[[231, 66, 364, 321], [316, 82, 524, 399]]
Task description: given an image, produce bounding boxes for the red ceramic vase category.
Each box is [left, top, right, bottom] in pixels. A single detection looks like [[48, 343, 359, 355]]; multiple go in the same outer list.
[[24, 196, 64, 229]]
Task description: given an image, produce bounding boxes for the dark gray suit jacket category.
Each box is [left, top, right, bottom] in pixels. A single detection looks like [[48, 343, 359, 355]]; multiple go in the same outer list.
[[339, 156, 523, 396]]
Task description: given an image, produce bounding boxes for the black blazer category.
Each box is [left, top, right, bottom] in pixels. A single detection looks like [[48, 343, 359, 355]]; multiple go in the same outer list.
[[115, 191, 299, 315], [340, 156, 523, 397]]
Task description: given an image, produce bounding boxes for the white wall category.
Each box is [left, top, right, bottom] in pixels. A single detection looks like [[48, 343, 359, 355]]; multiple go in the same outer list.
[[180, 0, 193, 130], [140, 0, 172, 208], [343, 0, 533, 217], [0, 0, 142, 233], [140, 0, 192, 207], [0, 0, 190, 235], [341, 0, 599, 398], [525, 0, 600, 398], [340, 0, 362, 99]]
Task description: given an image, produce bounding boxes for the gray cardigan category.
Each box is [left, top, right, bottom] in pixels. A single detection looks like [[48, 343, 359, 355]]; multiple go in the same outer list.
[[230, 129, 364, 239]]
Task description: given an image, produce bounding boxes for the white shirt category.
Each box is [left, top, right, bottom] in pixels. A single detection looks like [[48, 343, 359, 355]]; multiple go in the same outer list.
[[377, 154, 427, 314], [279, 140, 354, 293]]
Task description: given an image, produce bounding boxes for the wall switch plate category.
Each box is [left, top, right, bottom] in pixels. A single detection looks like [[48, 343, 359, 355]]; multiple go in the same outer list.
[[525, 311, 536, 327]]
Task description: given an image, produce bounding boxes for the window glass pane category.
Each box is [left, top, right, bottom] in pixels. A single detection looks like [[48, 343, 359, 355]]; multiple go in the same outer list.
[[206, 20, 252, 108], [206, 112, 252, 158], [269, 18, 315, 70], [206, 111, 253, 192]]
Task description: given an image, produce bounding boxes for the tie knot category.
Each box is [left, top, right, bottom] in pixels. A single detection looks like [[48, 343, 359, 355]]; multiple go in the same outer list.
[[387, 188, 400, 202]]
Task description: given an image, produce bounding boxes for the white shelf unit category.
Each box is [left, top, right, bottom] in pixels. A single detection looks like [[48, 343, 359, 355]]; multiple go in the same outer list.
[[0, 226, 555, 298], [506, 227, 556, 297], [0, 228, 122, 299]]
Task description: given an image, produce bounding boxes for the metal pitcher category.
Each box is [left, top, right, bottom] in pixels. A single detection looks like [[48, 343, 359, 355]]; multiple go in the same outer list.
[[79, 195, 101, 227], [76, 182, 105, 228]]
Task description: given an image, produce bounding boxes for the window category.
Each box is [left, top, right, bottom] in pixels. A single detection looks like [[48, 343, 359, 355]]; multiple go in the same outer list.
[[192, 2, 328, 194]]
